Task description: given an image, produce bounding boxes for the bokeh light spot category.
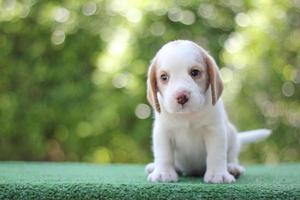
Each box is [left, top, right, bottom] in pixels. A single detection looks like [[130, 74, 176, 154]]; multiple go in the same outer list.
[[51, 30, 65, 45], [135, 103, 151, 119], [2, 0, 16, 10], [76, 122, 93, 138], [112, 73, 129, 88], [180, 10, 196, 25], [287, 113, 300, 127], [235, 13, 250, 27], [168, 7, 182, 22], [53, 7, 70, 23], [109, 0, 128, 14], [92, 147, 111, 163], [82, 1, 97, 16], [197, 4, 214, 19], [224, 33, 245, 54], [282, 82, 295, 97], [126, 8, 142, 23], [108, 28, 130, 56], [150, 22, 166, 36]]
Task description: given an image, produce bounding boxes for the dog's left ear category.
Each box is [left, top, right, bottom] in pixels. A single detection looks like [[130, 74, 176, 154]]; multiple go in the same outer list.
[[147, 59, 161, 113], [204, 53, 224, 105]]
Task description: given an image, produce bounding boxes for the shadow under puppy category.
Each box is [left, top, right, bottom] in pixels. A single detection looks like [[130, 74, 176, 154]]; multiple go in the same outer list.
[[145, 40, 271, 183]]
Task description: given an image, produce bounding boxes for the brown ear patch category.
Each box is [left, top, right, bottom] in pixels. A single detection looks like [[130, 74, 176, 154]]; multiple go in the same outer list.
[[147, 61, 161, 112], [205, 54, 224, 105]]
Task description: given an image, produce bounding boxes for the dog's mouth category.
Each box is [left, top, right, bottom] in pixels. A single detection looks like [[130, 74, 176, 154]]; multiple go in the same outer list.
[[169, 108, 201, 116], [178, 104, 189, 112], [169, 100, 205, 114], [172, 103, 197, 114]]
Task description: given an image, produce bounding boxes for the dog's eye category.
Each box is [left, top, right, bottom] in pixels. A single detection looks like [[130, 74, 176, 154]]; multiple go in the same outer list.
[[160, 73, 169, 82], [190, 69, 202, 78]]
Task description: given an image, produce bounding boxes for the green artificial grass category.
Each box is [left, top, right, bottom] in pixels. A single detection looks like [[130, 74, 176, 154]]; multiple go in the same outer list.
[[0, 162, 299, 200]]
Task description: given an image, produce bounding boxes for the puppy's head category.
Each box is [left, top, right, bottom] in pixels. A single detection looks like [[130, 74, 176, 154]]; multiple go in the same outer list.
[[147, 40, 223, 114]]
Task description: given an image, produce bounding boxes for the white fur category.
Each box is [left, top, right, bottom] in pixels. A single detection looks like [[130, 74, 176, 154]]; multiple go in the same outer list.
[[146, 40, 271, 183]]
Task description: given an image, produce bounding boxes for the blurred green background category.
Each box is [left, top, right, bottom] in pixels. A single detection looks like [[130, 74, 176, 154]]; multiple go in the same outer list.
[[0, 0, 299, 164]]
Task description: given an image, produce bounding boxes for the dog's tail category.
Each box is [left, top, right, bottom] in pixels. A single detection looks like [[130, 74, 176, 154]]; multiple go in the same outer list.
[[238, 129, 272, 145]]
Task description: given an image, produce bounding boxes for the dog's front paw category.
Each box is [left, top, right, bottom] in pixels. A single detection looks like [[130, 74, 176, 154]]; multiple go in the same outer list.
[[145, 163, 155, 175], [228, 163, 245, 178], [147, 168, 178, 182], [204, 170, 235, 184]]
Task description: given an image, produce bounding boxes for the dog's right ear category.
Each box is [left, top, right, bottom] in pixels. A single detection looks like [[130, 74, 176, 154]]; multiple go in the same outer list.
[[147, 59, 161, 113]]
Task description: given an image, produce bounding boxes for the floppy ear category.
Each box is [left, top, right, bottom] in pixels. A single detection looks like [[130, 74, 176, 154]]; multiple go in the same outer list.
[[204, 53, 223, 105], [147, 60, 161, 113]]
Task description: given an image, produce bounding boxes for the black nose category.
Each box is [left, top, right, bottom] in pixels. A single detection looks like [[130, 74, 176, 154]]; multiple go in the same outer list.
[[177, 94, 189, 105]]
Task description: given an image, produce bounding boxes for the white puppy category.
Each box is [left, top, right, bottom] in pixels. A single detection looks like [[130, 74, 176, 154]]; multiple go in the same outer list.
[[145, 40, 271, 183]]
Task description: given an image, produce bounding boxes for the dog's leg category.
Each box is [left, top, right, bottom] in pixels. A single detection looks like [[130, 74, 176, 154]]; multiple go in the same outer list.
[[203, 126, 235, 183], [227, 144, 245, 178], [227, 124, 245, 178], [147, 124, 178, 182]]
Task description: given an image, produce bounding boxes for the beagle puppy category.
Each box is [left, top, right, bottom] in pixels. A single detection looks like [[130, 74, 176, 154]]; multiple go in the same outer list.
[[145, 40, 271, 183]]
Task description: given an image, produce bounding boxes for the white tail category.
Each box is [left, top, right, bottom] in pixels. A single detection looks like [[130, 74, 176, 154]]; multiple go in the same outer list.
[[238, 129, 272, 145]]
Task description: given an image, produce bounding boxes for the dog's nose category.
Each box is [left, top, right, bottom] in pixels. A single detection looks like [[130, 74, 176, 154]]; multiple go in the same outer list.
[[176, 93, 189, 105]]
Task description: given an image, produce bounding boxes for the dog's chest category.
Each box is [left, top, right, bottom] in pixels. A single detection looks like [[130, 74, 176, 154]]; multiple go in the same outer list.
[[171, 122, 207, 175]]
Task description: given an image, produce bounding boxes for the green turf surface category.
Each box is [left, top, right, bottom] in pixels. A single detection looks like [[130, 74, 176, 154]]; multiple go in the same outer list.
[[0, 162, 299, 200]]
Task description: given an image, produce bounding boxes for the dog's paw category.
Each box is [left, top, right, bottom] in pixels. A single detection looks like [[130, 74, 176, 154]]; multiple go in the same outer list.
[[204, 170, 235, 184], [147, 168, 178, 182], [227, 163, 245, 178], [145, 163, 155, 175]]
